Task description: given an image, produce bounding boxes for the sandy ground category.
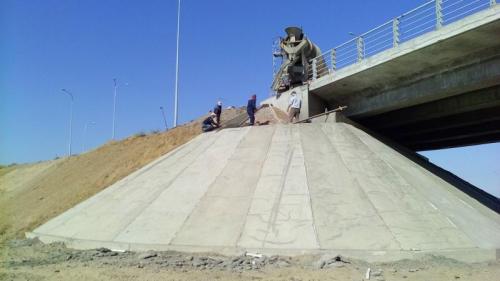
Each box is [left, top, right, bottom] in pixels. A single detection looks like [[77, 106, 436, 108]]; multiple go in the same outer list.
[[1, 107, 499, 280], [1, 238, 499, 281], [255, 105, 289, 125]]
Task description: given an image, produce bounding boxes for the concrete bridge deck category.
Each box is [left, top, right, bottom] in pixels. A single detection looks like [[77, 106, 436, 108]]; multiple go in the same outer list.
[[265, 3, 500, 150], [28, 124, 500, 262]]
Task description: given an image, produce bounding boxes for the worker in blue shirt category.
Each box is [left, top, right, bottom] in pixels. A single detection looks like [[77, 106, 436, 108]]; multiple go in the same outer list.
[[247, 94, 257, 125]]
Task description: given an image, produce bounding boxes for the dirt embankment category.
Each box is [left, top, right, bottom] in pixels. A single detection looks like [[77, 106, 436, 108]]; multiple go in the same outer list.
[[0, 109, 244, 244]]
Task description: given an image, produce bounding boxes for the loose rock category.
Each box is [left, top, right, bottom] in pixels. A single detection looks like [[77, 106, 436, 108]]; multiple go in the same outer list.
[[192, 257, 207, 267], [371, 269, 383, 277], [277, 260, 290, 268], [408, 268, 418, 272], [96, 247, 111, 253], [138, 251, 157, 260], [317, 255, 350, 269]]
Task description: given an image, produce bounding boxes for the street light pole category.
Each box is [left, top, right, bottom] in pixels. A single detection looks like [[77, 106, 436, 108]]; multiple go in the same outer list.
[[82, 121, 96, 152], [61, 89, 74, 157], [160, 106, 168, 131], [173, 0, 181, 127], [111, 78, 128, 140], [112, 78, 117, 140]]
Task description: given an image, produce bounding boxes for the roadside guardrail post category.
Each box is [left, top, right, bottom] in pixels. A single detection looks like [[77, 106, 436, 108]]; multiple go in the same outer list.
[[312, 58, 318, 80], [393, 17, 400, 47], [357, 37, 364, 62], [436, 0, 443, 29], [303, 0, 488, 75], [331, 49, 337, 72]]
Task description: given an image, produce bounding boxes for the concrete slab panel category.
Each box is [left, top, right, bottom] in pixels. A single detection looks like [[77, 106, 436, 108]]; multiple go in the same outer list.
[[113, 128, 250, 244], [239, 125, 318, 250], [237, 127, 294, 249], [328, 124, 478, 250], [171, 126, 275, 247], [347, 125, 500, 248], [34, 133, 213, 235], [299, 124, 401, 250]]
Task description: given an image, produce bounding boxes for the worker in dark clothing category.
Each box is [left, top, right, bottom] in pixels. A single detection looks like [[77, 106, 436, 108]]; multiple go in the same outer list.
[[214, 101, 222, 125], [202, 112, 219, 132], [247, 94, 257, 125]]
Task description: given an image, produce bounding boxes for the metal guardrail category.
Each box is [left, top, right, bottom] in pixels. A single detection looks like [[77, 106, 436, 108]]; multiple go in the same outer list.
[[307, 0, 497, 80]]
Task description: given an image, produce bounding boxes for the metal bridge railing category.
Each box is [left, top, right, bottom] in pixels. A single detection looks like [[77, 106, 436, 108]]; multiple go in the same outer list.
[[307, 0, 497, 80]]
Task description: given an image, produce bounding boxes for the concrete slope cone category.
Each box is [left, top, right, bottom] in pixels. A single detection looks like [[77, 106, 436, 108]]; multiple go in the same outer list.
[[28, 123, 500, 262]]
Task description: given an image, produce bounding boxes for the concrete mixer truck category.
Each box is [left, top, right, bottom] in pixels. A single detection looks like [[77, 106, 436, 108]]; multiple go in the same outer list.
[[272, 27, 327, 93]]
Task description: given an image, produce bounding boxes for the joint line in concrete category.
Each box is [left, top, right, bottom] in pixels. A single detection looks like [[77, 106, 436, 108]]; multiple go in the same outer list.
[[262, 126, 294, 247], [167, 128, 252, 244], [320, 123, 404, 249], [109, 133, 224, 242], [235, 126, 278, 248], [298, 125, 321, 248]]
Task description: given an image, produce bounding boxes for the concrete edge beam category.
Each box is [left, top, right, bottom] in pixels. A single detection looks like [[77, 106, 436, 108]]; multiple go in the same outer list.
[[26, 231, 499, 263], [345, 56, 500, 118], [363, 85, 500, 129]]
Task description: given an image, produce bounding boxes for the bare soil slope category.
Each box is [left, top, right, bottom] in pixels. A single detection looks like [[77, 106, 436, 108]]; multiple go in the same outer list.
[[0, 109, 243, 244]]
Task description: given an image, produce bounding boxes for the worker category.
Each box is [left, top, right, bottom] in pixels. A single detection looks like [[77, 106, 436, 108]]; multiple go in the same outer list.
[[287, 91, 301, 123], [247, 94, 257, 125], [214, 101, 222, 125], [202, 112, 219, 132]]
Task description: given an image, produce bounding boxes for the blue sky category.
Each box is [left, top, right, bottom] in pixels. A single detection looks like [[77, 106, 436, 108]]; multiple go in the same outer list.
[[1, 0, 498, 197]]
